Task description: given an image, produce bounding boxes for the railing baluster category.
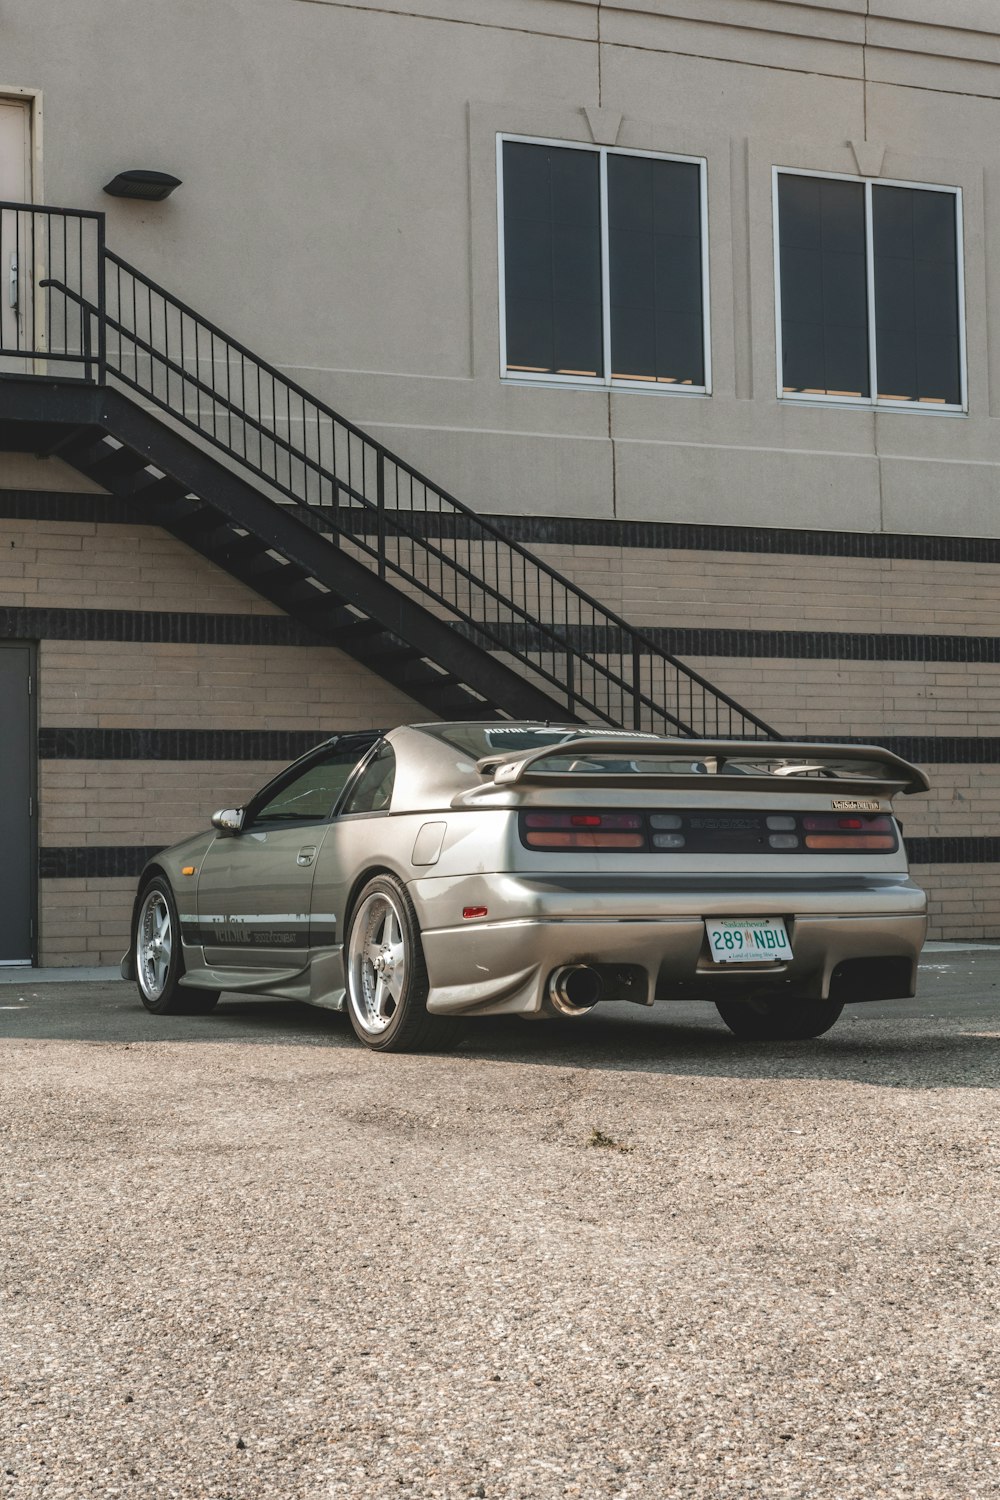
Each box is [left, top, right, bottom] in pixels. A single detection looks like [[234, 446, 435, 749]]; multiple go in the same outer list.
[[376, 447, 386, 580]]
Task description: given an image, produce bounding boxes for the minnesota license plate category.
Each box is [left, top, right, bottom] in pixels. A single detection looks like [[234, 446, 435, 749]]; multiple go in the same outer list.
[[705, 916, 792, 964]]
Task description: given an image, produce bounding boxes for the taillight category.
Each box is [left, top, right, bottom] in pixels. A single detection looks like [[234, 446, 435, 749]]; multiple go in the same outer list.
[[522, 811, 644, 850], [517, 809, 899, 854], [801, 813, 896, 851]]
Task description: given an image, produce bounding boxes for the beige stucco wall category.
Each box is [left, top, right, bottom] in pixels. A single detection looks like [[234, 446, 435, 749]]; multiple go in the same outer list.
[[4, 0, 1000, 535]]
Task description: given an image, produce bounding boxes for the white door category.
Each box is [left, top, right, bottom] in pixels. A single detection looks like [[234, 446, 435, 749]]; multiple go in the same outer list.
[[0, 99, 31, 360]]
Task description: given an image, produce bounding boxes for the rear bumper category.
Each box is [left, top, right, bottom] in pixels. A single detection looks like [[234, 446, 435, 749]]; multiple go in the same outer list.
[[412, 873, 927, 1016]]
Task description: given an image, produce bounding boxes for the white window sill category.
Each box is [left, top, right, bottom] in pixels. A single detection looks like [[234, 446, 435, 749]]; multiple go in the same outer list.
[[501, 374, 711, 397], [778, 394, 968, 417]]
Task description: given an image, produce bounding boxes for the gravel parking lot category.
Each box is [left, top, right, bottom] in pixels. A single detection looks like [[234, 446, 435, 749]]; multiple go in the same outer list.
[[2, 954, 1000, 1500]]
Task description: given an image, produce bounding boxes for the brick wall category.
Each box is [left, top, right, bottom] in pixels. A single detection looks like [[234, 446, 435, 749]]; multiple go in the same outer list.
[[3, 499, 998, 960], [0, 510, 426, 965]]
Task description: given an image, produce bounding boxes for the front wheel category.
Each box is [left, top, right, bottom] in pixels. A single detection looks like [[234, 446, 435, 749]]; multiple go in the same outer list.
[[345, 875, 460, 1052], [134, 878, 219, 1015], [715, 996, 844, 1040]]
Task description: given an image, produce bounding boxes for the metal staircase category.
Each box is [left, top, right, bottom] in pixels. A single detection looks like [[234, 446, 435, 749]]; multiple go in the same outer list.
[[0, 201, 776, 737]]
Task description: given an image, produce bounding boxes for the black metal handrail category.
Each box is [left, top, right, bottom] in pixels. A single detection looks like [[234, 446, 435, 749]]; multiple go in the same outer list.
[[0, 200, 776, 738]]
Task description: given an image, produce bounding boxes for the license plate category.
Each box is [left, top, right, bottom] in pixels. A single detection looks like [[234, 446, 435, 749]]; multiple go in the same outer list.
[[705, 916, 792, 964]]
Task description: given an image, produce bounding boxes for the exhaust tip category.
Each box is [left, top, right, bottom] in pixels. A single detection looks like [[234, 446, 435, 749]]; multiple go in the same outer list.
[[548, 964, 602, 1016]]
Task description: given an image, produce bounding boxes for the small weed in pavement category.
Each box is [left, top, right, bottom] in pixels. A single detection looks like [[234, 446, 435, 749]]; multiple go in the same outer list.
[[587, 1127, 634, 1153]]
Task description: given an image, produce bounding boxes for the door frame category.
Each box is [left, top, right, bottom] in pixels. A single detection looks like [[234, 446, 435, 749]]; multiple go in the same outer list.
[[0, 639, 38, 966], [0, 86, 42, 201]]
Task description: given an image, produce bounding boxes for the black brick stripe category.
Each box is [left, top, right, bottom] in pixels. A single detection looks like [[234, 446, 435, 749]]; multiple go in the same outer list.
[[38, 728, 332, 762], [40, 846, 165, 879], [6, 487, 1000, 566], [803, 736, 1000, 765], [0, 490, 148, 524], [642, 626, 1000, 662], [16, 604, 1000, 663], [38, 837, 1000, 877], [480, 514, 1000, 564], [34, 726, 1000, 766], [906, 837, 1000, 865], [475, 621, 1000, 664], [0, 606, 319, 646]]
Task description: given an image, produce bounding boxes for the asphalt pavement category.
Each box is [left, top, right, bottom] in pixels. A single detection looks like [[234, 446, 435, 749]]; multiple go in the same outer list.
[[2, 951, 1000, 1499]]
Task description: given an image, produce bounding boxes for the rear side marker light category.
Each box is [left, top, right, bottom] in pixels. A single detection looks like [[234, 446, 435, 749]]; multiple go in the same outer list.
[[463, 906, 488, 919]]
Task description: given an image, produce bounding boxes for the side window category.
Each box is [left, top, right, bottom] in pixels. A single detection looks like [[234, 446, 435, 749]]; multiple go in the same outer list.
[[341, 744, 396, 816], [250, 747, 366, 826]]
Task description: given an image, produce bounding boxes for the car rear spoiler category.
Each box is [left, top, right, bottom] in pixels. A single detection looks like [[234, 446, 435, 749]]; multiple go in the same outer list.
[[475, 737, 930, 796]]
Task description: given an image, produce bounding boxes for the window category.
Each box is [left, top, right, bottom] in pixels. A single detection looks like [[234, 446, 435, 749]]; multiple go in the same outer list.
[[250, 742, 373, 826], [498, 136, 709, 392], [774, 169, 965, 410], [341, 743, 395, 815]]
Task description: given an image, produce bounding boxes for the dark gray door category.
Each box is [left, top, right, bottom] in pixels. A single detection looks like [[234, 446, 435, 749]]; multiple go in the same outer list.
[[0, 644, 33, 963]]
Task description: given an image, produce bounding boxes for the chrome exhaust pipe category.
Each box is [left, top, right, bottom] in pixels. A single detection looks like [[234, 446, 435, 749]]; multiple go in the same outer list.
[[548, 965, 602, 1016]]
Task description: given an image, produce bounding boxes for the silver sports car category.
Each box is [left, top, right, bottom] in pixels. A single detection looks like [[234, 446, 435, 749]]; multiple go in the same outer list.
[[123, 722, 929, 1050]]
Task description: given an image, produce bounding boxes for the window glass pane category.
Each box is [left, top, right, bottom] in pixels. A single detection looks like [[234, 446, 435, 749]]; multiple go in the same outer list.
[[778, 174, 869, 397], [873, 185, 961, 405], [502, 141, 602, 377], [607, 156, 704, 385], [252, 749, 363, 825], [341, 745, 396, 815]]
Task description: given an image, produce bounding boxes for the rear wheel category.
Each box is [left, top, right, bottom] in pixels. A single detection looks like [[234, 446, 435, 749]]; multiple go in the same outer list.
[[345, 875, 460, 1052], [134, 878, 220, 1015], [715, 995, 843, 1040]]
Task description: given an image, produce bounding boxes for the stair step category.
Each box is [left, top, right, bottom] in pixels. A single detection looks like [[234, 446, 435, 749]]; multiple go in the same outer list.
[[238, 553, 308, 586], [127, 472, 194, 509], [281, 581, 344, 615], [330, 616, 390, 643], [397, 663, 460, 690], [209, 533, 269, 566], [354, 637, 422, 665], [46, 430, 112, 470], [85, 445, 153, 488]]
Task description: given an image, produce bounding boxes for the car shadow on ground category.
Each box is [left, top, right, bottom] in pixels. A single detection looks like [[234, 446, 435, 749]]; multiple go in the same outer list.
[[4, 980, 1000, 1090]]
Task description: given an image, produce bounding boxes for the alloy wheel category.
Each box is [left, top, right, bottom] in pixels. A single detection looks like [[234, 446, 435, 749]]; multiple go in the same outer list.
[[137, 888, 173, 1002], [347, 891, 408, 1035]]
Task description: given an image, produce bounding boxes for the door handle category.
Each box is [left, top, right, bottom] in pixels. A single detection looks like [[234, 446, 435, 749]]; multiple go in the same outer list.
[[296, 846, 317, 866]]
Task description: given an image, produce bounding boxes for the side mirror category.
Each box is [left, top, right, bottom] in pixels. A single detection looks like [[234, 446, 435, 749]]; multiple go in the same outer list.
[[211, 807, 245, 835]]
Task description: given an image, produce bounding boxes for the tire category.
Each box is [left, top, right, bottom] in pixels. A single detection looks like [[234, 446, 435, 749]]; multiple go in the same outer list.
[[345, 874, 461, 1053], [715, 995, 844, 1041], [134, 877, 220, 1016]]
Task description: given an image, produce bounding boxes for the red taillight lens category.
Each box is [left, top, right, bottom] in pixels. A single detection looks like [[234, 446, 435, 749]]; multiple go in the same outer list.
[[802, 814, 896, 851], [522, 811, 645, 850]]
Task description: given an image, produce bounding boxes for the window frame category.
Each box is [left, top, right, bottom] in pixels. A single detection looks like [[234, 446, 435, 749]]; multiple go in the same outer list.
[[338, 741, 396, 819], [496, 133, 712, 396], [772, 164, 968, 415], [242, 734, 379, 831]]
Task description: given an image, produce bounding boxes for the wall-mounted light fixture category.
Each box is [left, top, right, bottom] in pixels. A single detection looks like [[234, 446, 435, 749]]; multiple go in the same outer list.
[[102, 169, 182, 201]]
